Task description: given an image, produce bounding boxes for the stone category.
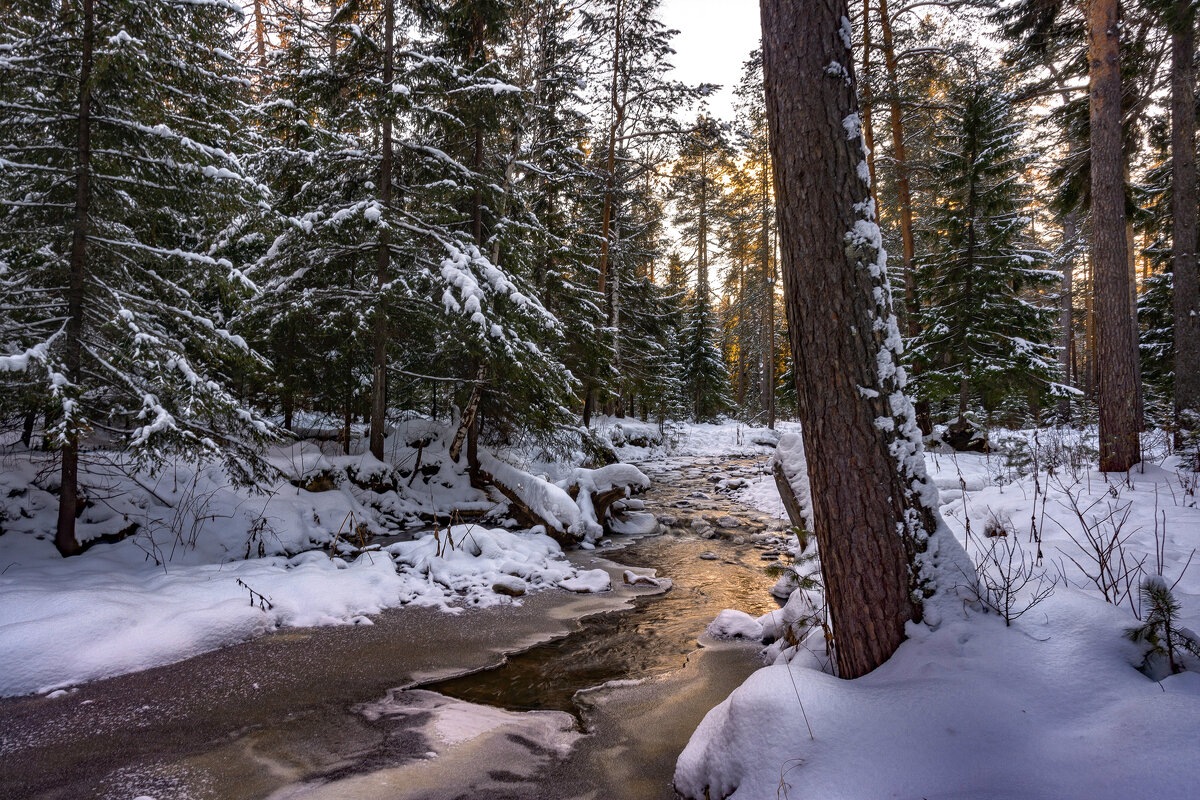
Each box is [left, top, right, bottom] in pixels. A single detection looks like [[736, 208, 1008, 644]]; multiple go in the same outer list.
[[492, 578, 527, 597]]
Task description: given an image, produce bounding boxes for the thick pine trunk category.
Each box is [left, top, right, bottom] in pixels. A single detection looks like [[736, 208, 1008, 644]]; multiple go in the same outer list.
[[56, 0, 95, 558], [761, 0, 935, 678], [1172, 8, 1200, 443], [1088, 0, 1140, 471], [369, 0, 395, 461]]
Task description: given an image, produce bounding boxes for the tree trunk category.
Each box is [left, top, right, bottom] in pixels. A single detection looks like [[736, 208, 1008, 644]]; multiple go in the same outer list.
[[761, 0, 938, 678], [1172, 6, 1200, 443], [1085, 252, 1096, 399], [772, 460, 806, 529], [21, 412, 36, 448], [56, 0, 96, 558], [329, 0, 338, 62], [1059, 211, 1078, 420], [1088, 0, 1140, 471], [597, 0, 624, 302], [449, 366, 485, 464], [878, 0, 931, 434], [369, 0, 395, 461], [1127, 217, 1144, 429], [861, 0, 877, 192], [760, 149, 776, 427], [253, 0, 268, 69]]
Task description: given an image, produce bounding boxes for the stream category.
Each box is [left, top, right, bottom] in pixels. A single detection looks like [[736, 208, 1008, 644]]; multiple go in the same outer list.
[[0, 455, 792, 800]]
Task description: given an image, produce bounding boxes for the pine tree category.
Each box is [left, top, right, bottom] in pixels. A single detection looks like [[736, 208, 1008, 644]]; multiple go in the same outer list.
[[0, 0, 273, 555], [1088, 0, 1140, 470], [762, 0, 943, 678], [910, 70, 1059, 426], [580, 0, 693, 419]]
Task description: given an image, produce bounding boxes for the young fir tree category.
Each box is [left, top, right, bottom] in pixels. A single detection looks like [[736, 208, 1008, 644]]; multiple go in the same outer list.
[[679, 288, 728, 422], [0, 0, 272, 556], [910, 71, 1059, 427]]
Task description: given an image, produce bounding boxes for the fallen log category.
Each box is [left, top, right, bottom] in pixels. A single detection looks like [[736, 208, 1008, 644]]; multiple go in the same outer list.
[[773, 459, 806, 530], [476, 453, 649, 546]]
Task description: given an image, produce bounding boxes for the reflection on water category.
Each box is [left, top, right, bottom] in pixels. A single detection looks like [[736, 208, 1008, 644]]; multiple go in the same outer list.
[[425, 457, 789, 713]]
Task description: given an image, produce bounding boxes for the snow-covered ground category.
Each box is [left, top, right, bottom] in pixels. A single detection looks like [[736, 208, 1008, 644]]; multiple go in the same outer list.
[[678, 428, 1200, 799], [1, 415, 785, 698], [0, 416, 673, 697]]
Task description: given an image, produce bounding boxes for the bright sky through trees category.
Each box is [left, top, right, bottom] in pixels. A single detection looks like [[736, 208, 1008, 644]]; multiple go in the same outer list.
[[660, 0, 762, 119]]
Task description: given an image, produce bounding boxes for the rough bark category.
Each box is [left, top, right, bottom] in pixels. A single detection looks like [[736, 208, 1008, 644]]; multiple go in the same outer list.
[[369, 0, 395, 461], [1088, 0, 1140, 471], [56, 0, 96, 558], [1172, 6, 1200, 442], [761, 0, 936, 678]]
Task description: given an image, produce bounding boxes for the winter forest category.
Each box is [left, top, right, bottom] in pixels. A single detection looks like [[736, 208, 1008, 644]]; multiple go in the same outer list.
[[2, 0, 1199, 797]]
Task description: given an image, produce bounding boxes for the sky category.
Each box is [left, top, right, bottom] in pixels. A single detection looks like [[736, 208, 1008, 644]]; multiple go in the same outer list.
[[659, 0, 763, 121]]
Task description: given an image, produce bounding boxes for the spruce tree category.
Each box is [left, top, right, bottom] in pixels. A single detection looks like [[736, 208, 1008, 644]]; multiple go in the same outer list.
[[910, 71, 1059, 427], [679, 289, 728, 422], [0, 0, 272, 555]]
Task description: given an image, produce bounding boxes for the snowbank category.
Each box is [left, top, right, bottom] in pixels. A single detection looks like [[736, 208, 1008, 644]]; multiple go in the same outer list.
[[0, 419, 634, 697], [477, 451, 650, 543], [677, 592, 1200, 800], [0, 522, 608, 696], [679, 433, 1200, 799], [590, 416, 798, 460]]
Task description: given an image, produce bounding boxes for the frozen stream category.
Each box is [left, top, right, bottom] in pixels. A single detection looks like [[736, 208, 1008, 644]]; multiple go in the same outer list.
[[0, 455, 793, 800]]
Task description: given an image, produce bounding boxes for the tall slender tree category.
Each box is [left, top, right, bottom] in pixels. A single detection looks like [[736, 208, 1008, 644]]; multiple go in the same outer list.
[[0, 0, 274, 555], [1169, 1, 1200, 443], [1088, 0, 1141, 470]]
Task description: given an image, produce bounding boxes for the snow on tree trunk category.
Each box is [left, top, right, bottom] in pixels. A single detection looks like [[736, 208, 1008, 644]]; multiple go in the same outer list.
[[761, 0, 941, 678]]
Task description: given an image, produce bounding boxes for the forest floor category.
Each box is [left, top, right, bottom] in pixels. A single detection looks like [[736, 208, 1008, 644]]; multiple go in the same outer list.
[[0, 449, 790, 800], [678, 429, 1200, 800], [4, 423, 1200, 799]]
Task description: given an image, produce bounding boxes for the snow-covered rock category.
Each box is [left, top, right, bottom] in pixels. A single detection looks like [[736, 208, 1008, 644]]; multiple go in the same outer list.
[[705, 609, 764, 640]]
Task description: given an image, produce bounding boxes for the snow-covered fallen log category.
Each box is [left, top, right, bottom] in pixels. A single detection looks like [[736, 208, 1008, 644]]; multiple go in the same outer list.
[[771, 432, 812, 530], [476, 453, 650, 545]]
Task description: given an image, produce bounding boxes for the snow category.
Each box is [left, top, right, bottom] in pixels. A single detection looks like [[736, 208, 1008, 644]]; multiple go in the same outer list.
[[0, 420, 632, 697], [677, 431, 1200, 800], [557, 568, 611, 594], [706, 610, 764, 640], [679, 591, 1200, 800]]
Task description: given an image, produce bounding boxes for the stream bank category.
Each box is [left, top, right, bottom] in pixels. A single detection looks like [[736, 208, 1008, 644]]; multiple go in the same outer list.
[[0, 455, 792, 800]]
